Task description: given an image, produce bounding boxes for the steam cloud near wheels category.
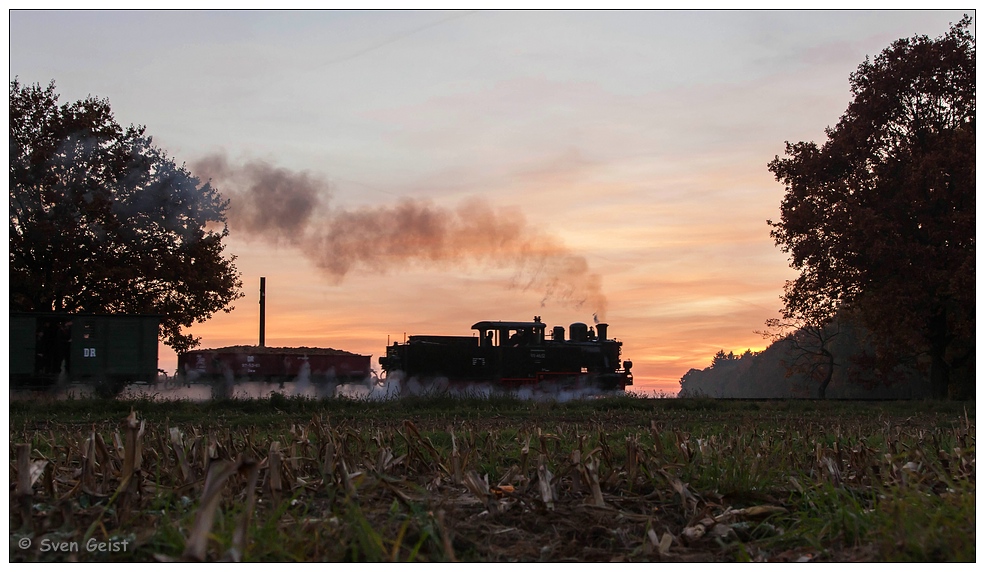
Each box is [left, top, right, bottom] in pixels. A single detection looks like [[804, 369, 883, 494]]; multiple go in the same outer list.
[[191, 154, 607, 318]]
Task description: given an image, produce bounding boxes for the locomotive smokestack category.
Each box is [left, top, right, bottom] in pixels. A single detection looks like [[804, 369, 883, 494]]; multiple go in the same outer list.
[[259, 276, 266, 347], [597, 323, 608, 341]]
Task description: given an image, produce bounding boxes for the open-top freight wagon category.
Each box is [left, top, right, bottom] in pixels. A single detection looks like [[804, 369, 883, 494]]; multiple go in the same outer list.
[[378, 316, 633, 391], [177, 345, 372, 385]]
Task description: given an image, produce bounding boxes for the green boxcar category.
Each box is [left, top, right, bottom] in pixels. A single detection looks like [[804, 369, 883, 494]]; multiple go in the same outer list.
[[9, 313, 160, 393], [10, 314, 39, 378]]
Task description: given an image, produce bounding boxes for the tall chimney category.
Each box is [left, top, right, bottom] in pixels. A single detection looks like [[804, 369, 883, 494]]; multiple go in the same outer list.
[[259, 276, 266, 347]]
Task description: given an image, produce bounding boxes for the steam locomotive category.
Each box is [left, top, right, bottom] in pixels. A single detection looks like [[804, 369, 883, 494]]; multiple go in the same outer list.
[[378, 316, 633, 391]]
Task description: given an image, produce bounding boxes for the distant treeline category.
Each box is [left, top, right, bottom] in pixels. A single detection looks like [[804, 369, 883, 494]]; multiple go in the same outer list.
[[677, 319, 974, 400]]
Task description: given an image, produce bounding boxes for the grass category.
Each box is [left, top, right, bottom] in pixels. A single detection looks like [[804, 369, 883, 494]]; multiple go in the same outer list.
[[8, 393, 976, 562]]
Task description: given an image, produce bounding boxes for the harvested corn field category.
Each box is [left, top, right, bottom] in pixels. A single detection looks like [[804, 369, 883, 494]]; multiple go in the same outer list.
[[8, 395, 976, 562]]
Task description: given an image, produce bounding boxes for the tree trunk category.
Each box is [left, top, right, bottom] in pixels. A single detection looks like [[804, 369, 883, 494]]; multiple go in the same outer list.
[[930, 351, 950, 399], [817, 349, 834, 400], [928, 309, 951, 399]]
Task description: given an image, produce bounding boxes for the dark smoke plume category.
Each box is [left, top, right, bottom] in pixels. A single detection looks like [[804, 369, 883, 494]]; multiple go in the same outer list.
[[192, 154, 607, 317]]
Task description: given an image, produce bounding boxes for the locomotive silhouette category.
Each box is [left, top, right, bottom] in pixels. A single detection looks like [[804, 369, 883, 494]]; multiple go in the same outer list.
[[378, 316, 633, 391]]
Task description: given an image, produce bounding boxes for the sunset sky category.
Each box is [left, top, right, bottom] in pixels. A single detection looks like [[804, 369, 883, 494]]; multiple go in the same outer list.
[[8, 9, 970, 394]]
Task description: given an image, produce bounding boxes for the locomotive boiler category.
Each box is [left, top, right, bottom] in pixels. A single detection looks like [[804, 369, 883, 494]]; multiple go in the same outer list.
[[379, 316, 633, 391]]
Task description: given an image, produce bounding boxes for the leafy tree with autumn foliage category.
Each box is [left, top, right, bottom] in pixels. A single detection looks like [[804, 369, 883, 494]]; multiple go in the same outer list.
[[9, 80, 243, 353], [767, 17, 975, 398]]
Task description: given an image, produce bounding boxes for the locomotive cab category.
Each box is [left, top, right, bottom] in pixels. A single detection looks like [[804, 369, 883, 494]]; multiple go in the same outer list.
[[472, 318, 547, 348]]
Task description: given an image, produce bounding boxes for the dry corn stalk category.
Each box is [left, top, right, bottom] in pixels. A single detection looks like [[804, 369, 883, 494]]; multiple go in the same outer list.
[[15, 443, 40, 531], [716, 505, 787, 521], [536, 453, 555, 509], [339, 457, 357, 497], [94, 431, 114, 493], [569, 449, 584, 495], [183, 458, 242, 561], [403, 420, 448, 476], [120, 412, 139, 480], [267, 441, 283, 499], [450, 428, 463, 485], [321, 437, 336, 482], [584, 455, 606, 508], [682, 523, 706, 541], [462, 470, 497, 513], [497, 464, 522, 487], [597, 431, 613, 467], [657, 467, 696, 513], [42, 460, 56, 499], [626, 435, 639, 484], [520, 434, 531, 476], [227, 456, 260, 563], [647, 529, 673, 557], [82, 429, 98, 494], [118, 410, 144, 521], [169, 427, 194, 485], [650, 420, 665, 456]]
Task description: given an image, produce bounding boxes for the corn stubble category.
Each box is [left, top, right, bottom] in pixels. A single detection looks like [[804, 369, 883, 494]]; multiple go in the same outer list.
[[8, 401, 976, 562]]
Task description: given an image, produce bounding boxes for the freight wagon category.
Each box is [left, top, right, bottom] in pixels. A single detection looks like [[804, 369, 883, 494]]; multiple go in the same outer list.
[[177, 345, 372, 384], [9, 313, 160, 395]]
